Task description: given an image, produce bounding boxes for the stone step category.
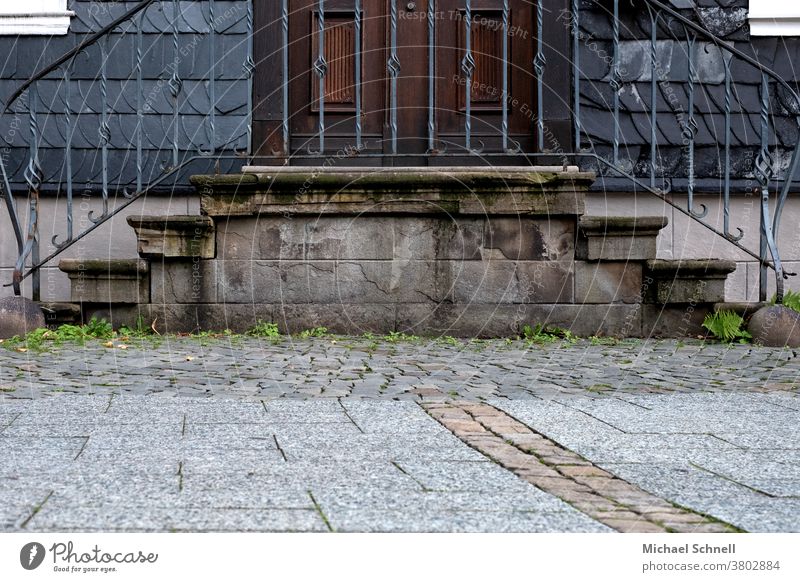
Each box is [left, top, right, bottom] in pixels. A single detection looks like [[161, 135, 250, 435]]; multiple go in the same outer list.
[[193, 167, 594, 217], [39, 302, 81, 327], [126, 215, 215, 259], [644, 259, 737, 305], [58, 259, 149, 304], [577, 216, 668, 261]]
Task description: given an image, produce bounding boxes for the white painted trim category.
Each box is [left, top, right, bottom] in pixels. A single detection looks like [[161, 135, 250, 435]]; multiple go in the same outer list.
[[0, 1, 74, 36], [749, 18, 800, 36], [750, 1, 800, 36]]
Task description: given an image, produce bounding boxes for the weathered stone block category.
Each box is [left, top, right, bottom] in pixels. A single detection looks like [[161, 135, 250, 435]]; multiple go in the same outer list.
[[150, 260, 217, 304], [127, 215, 215, 259], [275, 303, 396, 335], [526, 304, 642, 338], [93, 301, 644, 338], [447, 261, 574, 304], [644, 259, 737, 304], [0, 296, 45, 339], [575, 261, 643, 304], [434, 219, 486, 260], [397, 303, 641, 338], [216, 215, 575, 263], [91, 303, 396, 335], [483, 217, 575, 261], [195, 167, 593, 218], [641, 304, 711, 338], [217, 216, 443, 261], [85, 304, 276, 335], [577, 216, 668, 261], [216, 260, 440, 305], [396, 304, 529, 338], [59, 259, 150, 304], [39, 302, 81, 327]]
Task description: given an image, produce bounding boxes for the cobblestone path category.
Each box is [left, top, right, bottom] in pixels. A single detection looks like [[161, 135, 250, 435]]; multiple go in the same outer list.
[[1, 337, 797, 400]]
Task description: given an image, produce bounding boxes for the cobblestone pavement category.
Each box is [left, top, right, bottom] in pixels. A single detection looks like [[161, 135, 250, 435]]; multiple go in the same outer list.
[[1, 337, 798, 400], [0, 338, 798, 532]]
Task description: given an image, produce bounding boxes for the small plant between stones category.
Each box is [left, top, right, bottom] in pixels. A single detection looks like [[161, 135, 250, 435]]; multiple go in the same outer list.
[[701, 310, 752, 343], [773, 289, 800, 314], [247, 321, 282, 339], [521, 324, 577, 345], [1, 317, 114, 351], [385, 331, 420, 343], [299, 327, 328, 339], [118, 315, 155, 338]]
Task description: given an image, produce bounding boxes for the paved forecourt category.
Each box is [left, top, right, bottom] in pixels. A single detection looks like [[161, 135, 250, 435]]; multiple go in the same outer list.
[[0, 338, 798, 532]]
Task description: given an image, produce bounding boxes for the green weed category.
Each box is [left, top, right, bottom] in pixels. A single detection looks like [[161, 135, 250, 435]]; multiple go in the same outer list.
[[299, 327, 328, 339], [247, 321, 281, 339], [702, 310, 752, 343], [521, 324, 577, 345], [384, 331, 420, 343]]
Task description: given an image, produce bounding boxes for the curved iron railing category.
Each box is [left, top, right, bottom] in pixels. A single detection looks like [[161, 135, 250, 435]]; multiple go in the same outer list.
[[1, 0, 798, 303], [572, 0, 800, 303], [1, 0, 254, 297]]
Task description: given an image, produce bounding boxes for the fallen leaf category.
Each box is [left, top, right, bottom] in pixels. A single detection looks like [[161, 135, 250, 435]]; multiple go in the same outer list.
[[102, 341, 114, 348]]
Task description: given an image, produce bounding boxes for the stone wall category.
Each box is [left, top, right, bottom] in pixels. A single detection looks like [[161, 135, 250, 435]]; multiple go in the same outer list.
[[55, 168, 737, 338]]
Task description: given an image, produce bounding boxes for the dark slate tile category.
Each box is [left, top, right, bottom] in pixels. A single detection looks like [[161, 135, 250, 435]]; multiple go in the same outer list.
[[696, 7, 749, 39], [578, 40, 612, 81]]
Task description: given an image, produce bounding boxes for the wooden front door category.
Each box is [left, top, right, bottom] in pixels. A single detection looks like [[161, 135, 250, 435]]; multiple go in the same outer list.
[[257, 1, 538, 163]]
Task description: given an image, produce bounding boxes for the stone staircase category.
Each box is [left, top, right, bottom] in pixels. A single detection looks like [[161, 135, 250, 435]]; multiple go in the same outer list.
[[52, 167, 741, 338]]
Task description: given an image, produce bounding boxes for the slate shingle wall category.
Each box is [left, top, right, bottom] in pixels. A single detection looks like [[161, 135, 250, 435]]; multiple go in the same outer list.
[[0, 0, 250, 192], [2, 1, 797, 195], [578, 0, 800, 191]]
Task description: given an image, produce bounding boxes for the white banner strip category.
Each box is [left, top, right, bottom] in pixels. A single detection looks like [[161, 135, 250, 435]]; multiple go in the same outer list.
[[2, 533, 798, 581]]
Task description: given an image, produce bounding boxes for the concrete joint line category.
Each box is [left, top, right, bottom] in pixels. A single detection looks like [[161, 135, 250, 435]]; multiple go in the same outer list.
[[422, 400, 742, 534]]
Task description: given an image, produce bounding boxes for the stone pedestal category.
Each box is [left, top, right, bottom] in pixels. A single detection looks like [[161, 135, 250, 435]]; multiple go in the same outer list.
[[641, 259, 738, 337], [127, 215, 215, 259], [577, 216, 668, 261], [644, 259, 737, 304], [59, 259, 150, 304]]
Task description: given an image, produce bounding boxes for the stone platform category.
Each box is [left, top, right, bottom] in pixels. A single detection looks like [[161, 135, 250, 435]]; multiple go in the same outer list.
[[58, 167, 738, 337]]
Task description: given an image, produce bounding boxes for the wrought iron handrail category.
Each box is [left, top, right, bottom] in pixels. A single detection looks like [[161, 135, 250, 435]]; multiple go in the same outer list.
[[1, 0, 254, 298], [571, 0, 800, 302], [1, 0, 798, 305]]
